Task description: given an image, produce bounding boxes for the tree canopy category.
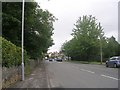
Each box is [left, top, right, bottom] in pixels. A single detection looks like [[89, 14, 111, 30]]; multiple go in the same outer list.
[[61, 15, 120, 61], [2, 2, 57, 59]]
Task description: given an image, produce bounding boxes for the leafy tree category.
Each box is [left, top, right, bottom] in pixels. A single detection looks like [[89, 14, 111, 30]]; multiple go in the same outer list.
[[103, 36, 120, 58], [2, 2, 22, 46], [62, 15, 105, 61], [62, 15, 120, 62], [2, 2, 56, 59]]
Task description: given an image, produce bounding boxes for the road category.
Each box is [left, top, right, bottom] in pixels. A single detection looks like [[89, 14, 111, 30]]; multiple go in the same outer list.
[[45, 61, 119, 88]]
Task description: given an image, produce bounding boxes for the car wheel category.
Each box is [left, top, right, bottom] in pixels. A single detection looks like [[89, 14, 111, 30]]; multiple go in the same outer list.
[[106, 63, 108, 67], [114, 63, 117, 68], [106, 64, 108, 67]]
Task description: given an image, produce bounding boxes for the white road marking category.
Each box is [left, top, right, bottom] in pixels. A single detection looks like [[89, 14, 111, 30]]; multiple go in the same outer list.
[[101, 74, 118, 80], [28, 78, 33, 80], [80, 68, 118, 81], [80, 69, 95, 74], [57, 62, 62, 63], [31, 74, 35, 76]]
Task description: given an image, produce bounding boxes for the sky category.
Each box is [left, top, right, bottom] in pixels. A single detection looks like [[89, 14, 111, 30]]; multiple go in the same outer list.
[[35, 0, 119, 52]]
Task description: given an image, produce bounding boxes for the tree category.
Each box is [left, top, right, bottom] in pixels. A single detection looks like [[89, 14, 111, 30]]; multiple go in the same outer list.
[[2, 2, 56, 59], [62, 15, 120, 62], [62, 15, 105, 61], [2, 2, 22, 46], [104, 36, 120, 58]]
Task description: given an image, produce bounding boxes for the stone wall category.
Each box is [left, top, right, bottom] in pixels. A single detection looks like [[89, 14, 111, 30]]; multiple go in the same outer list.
[[2, 60, 39, 88]]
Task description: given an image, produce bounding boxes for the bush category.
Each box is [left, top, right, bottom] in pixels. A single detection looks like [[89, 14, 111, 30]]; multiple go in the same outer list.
[[1, 37, 29, 67]]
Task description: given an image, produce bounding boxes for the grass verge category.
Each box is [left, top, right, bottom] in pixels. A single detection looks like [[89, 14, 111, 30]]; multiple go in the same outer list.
[[68, 60, 105, 65], [25, 64, 31, 76]]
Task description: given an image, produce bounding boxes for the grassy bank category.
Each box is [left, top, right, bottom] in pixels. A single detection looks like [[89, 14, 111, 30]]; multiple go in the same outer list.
[[68, 60, 105, 65]]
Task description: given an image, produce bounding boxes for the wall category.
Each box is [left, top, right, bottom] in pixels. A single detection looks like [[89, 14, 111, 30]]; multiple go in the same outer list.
[[2, 60, 39, 88]]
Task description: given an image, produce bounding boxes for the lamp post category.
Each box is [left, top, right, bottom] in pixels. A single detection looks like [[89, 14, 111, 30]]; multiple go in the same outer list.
[[99, 36, 103, 64], [22, 0, 25, 81]]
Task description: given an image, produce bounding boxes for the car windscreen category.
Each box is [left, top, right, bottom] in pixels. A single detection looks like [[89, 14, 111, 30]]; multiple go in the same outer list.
[[116, 57, 120, 60]]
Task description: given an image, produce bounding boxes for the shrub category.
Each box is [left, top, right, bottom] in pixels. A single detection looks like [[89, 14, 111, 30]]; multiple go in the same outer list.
[[1, 37, 29, 67]]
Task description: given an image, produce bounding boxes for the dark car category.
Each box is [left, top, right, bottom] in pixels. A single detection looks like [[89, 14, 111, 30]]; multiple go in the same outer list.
[[56, 58, 62, 62], [106, 56, 120, 68], [49, 58, 53, 61]]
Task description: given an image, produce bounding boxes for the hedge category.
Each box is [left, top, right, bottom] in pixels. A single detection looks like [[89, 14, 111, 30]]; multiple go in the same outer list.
[[1, 37, 29, 67]]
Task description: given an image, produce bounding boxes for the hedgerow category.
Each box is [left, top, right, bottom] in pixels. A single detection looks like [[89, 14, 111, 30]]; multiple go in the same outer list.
[[1, 37, 29, 67]]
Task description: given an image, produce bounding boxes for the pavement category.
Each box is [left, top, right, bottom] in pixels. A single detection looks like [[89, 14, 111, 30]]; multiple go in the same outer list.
[[45, 61, 119, 88], [8, 62, 49, 88]]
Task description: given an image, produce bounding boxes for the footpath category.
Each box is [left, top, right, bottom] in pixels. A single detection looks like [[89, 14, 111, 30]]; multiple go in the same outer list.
[[7, 62, 49, 89]]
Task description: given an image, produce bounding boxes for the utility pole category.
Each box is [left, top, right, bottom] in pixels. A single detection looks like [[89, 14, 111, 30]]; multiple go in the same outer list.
[[100, 39, 103, 64], [22, 0, 25, 81], [100, 37, 103, 64]]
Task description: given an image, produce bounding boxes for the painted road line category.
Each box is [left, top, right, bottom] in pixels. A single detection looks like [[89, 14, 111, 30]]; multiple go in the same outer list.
[[31, 74, 35, 76], [47, 74, 51, 88], [28, 77, 33, 80], [101, 74, 118, 80], [80, 69, 95, 74]]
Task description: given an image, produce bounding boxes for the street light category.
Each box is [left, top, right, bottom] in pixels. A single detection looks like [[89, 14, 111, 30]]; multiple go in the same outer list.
[[21, 0, 25, 81], [98, 36, 103, 64]]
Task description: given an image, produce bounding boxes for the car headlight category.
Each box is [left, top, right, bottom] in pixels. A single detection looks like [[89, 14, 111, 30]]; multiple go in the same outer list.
[[106, 60, 108, 63]]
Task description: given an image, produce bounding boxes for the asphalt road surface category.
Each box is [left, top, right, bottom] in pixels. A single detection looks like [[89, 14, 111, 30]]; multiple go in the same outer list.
[[45, 61, 119, 88]]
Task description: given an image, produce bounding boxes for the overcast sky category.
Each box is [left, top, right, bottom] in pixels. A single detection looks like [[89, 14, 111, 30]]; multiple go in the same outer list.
[[36, 0, 119, 52]]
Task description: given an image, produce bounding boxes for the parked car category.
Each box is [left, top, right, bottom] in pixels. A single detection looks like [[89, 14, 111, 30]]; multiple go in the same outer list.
[[56, 58, 62, 62], [106, 56, 120, 68], [49, 58, 53, 61]]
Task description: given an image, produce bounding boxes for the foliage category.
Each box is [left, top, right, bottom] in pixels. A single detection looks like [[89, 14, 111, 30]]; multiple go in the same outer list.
[[103, 36, 120, 59], [1, 37, 29, 67], [61, 15, 120, 61], [2, 2, 56, 59]]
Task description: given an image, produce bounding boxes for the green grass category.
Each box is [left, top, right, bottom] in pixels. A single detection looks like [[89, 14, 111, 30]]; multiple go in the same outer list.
[[25, 64, 31, 76], [68, 60, 105, 65]]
